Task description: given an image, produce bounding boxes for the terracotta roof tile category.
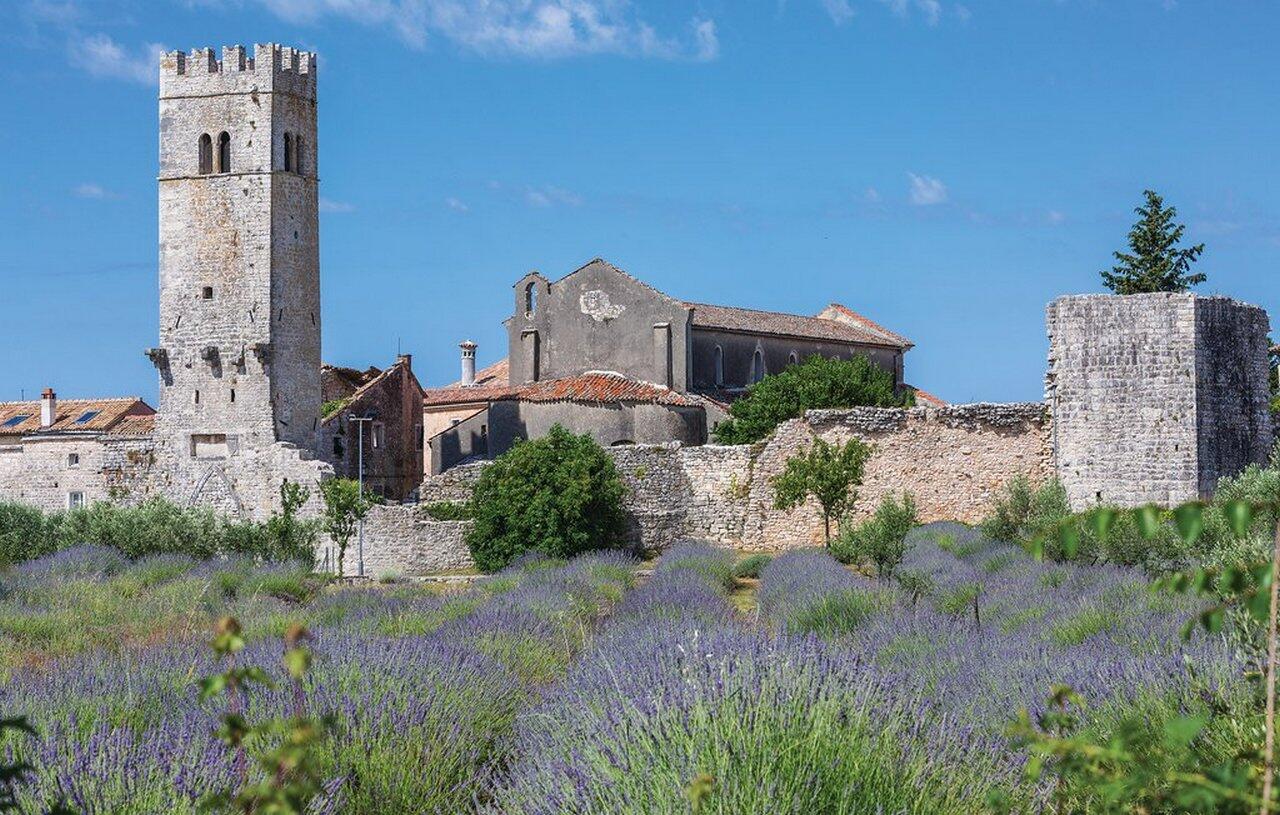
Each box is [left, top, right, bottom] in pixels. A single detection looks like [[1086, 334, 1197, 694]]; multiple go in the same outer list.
[[496, 372, 700, 407], [105, 413, 157, 436], [0, 397, 155, 435], [686, 301, 911, 348], [817, 303, 914, 348], [422, 358, 516, 407], [910, 386, 946, 407]]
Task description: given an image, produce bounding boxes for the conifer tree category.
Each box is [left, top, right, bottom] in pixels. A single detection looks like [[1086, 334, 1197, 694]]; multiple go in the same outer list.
[[1101, 190, 1206, 294]]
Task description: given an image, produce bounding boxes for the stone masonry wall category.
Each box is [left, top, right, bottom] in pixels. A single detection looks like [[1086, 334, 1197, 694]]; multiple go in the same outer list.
[[354, 504, 472, 577], [1048, 293, 1272, 510], [369, 403, 1048, 573]]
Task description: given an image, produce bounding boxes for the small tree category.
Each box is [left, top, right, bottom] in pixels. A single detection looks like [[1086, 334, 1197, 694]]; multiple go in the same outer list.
[[264, 480, 318, 566], [1100, 189, 1206, 294], [833, 492, 918, 578], [318, 478, 373, 577], [773, 437, 872, 546], [466, 425, 627, 573], [713, 355, 912, 445]]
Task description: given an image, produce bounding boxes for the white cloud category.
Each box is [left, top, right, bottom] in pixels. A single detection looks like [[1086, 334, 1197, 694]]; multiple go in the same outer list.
[[72, 182, 117, 200], [876, 0, 944, 25], [69, 33, 165, 84], [319, 197, 356, 213], [954, 4, 971, 22], [863, 186, 881, 203], [525, 185, 582, 208], [1046, 209, 1066, 226], [445, 196, 469, 212], [251, 0, 717, 60], [907, 172, 947, 206], [821, 0, 855, 25]]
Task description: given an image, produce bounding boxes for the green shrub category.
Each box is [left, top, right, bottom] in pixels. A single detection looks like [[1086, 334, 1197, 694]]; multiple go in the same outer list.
[[732, 554, 772, 579], [980, 477, 1070, 544], [0, 502, 53, 566], [422, 501, 475, 521], [713, 354, 913, 444], [465, 425, 627, 573], [831, 492, 917, 579]]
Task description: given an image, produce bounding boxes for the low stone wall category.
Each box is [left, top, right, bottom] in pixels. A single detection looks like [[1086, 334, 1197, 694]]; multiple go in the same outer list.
[[375, 403, 1050, 572], [354, 504, 473, 577]]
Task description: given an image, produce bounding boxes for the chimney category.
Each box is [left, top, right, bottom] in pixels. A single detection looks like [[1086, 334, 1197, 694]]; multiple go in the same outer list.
[[40, 388, 57, 428], [460, 340, 478, 386]]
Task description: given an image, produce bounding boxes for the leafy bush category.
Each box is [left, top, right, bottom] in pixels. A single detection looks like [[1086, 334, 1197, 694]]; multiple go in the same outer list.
[[980, 476, 1071, 544], [466, 425, 627, 573], [0, 502, 53, 567], [732, 553, 772, 579], [713, 354, 913, 445], [832, 492, 918, 578], [421, 501, 474, 521]]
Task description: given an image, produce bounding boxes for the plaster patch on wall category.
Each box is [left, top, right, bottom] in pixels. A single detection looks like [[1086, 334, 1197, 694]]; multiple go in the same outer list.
[[579, 290, 625, 322]]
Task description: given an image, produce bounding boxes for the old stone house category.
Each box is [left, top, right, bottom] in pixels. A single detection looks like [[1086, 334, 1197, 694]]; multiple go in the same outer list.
[[422, 257, 915, 474], [317, 355, 425, 501], [0, 390, 158, 511]]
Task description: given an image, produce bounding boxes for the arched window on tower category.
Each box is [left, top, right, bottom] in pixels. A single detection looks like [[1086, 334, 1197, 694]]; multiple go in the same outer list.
[[751, 349, 766, 384], [524, 282, 538, 316], [198, 134, 212, 174], [294, 134, 305, 175], [283, 132, 293, 172], [713, 345, 724, 387], [216, 132, 231, 173]]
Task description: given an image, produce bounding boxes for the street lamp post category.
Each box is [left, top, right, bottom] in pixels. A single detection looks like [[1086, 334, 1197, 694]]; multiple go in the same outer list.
[[347, 413, 374, 578]]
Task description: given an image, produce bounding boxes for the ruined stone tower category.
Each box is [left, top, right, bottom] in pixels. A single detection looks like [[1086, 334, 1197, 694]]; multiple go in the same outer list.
[[1046, 293, 1272, 510], [150, 44, 326, 516]]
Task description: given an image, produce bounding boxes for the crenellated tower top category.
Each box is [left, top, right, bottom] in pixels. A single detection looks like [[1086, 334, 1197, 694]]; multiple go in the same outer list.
[[159, 44, 316, 99]]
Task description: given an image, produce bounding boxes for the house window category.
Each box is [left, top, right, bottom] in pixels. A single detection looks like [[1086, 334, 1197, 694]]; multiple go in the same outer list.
[[333, 436, 344, 457], [198, 134, 212, 174], [67, 453, 80, 468], [372, 422, 385, 449], [751, 349, 766, 384], [283, 132, 293, 172], [216, 132, 231, 173], [67, 491, 85, 510], [713, 345, 723, 387]]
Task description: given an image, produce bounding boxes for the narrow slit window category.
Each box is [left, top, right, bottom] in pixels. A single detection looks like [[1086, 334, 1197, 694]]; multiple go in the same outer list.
[[283, 132, 293, 172], [217, 132, 231, 173], [713, 345, 724, 387], [198, 134, 212, 174], [229, 388, 236, 403]]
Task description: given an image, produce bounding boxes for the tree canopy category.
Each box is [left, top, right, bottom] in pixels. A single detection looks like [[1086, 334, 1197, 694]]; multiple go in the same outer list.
[[773, 436, 873, 545], [1100, 189, 1206, 295], [713, 354, 912, 445], [466, 425, 627, 573]]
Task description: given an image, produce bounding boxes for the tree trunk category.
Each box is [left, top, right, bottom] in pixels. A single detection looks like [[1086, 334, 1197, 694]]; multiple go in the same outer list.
[[823, 511, 831, 547]]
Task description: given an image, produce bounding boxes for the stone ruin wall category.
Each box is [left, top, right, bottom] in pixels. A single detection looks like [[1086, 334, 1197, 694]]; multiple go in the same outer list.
[[372, 402, 1050, 574]]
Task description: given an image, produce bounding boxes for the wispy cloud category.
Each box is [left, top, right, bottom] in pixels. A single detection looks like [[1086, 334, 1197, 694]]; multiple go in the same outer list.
[[1045, 209, 1066, 226], [525, 185, 582, 208], [72, 182, 120, 200], [444, 196, 470, 212], [821, 0, 855, 25], [875, 0, 948, 25], [252, 0, 718, 61], [863, 186, 881, 203], [69, 33, 165, 84], [907, 173, 947, 206], [319, 197, 356, 213]]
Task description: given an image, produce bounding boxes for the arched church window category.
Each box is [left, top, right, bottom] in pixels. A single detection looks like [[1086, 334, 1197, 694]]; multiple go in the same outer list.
[[198, 134, 212, 174], [217, 132, 231, 173], [714, 345, 724, 387], [524, 282, 538, 316], [751, 349, 766, 384]]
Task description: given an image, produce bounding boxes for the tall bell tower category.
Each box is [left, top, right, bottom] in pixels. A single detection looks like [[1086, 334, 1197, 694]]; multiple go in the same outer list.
[[151, 44, 321, 512]]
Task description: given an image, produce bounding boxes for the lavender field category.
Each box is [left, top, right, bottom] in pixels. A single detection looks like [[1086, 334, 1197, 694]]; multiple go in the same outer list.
[[0, 525, 1255, 813]]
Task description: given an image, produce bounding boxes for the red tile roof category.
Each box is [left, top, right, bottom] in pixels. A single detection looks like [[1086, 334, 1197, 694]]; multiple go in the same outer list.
[[422, 358, 517, 407], [105, 413, 157, 436], [0, 397, 155, 435], [687, 301, 911, 348], [496, 372, 701, 407], [817, 303, 914, 348], [910, 386, 946, 407]]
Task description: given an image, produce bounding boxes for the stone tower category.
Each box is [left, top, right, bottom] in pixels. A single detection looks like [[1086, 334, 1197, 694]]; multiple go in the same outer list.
[[1046, 293, 1272, 510], [150, 44, 325, 516]]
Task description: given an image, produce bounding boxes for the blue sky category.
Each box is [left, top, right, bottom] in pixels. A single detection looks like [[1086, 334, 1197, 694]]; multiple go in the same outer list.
[[1, 0, 1276, 405]]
